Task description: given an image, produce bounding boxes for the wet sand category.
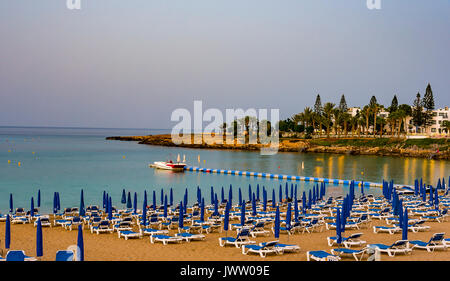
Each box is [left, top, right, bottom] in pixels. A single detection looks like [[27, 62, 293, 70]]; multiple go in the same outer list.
[[1, 214, 450, 261]]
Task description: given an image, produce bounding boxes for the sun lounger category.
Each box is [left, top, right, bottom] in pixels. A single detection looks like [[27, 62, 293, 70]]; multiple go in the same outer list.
[[65, 216, 83, 231], [140, 228, 169, 236], [367, 240, 412, 257], [373, 225, 402, 234], [327, 233, 366, 248], [175, 232, 206, 242], [11, 216, 29, 224], [409, 232, 447, 252], [249, 222, 270, 237], [259, 241, 300, 253], [242, 241, 283, 258], [114, 221, 133, 232], [34, 217, 52, 227], [331, 247, 369, 261], [306, 250, 341, 261], [150, 234, 183, 245], [219, 228, 256, 248], [91, 220, 114, 234], [408, 220, 431, 233], [118, 230, 142, 240], [4, 250, 37, 261]]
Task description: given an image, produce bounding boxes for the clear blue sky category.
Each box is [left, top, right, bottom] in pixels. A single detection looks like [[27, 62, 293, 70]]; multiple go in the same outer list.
[[0, 0, 449, 128]]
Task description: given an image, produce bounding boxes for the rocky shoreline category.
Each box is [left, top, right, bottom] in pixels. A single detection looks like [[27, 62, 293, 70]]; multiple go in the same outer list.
[[106, 134, 450, 160]]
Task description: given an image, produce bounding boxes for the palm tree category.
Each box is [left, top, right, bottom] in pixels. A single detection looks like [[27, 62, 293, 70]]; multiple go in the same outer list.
[[323, 102, 335, 138], [332, 108, 341, 137], [302, 107, 313, 128], [369, 96, 380, 137], [361, 105, 371, 136]]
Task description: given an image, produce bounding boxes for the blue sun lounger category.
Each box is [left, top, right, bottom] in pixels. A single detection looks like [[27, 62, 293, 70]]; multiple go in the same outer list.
[[331, 248, 368, 261], [219, 228, 256, 248], [150, 234, 183, 245], [367, 240, 412, 257], [242, 241, 283, 258], [409, 232, 447, 252], [118, 230, 142, 240], [55, 250, 75, 261], [306, 250, 340, 261]]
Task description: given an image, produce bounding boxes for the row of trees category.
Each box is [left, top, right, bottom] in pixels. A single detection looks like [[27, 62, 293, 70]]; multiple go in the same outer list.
[[282, 83, 447, 138]]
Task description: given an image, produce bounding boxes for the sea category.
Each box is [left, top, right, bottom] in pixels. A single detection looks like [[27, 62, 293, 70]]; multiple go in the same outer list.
[[0, 126, 448, 214]]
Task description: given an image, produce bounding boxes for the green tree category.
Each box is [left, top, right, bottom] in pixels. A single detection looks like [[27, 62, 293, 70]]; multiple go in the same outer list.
[[412, 92, 424, 133], [388, 95, 399, 113], [422, 83, 435, 132], [323, 102, 335, 138], [339, 94, 348, 113]]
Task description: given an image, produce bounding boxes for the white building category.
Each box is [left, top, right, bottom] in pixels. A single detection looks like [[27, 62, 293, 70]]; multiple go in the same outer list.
[[406, 107, 449, 136]]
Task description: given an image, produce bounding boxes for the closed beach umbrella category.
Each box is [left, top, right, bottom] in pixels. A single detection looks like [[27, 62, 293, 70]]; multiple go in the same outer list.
[[286, 203, 291, 230], [213, 194, 219, 216], [336, 208, 342, 245], [163, 195, 168, 218], [103, 191, 106, 209], [252, 194, 257, 216], [152, 191, 156, 210], [37, 190, 41, 208], [294, 198, 299, 222], [302, 192, 306, 214], [79, 190, 85, 217], [240, 201, 246, 226], [161, 189, 164, 205], [256, 184, 260, 201], [228, 185, 233, 206], [211, 186, 215, 205], [56, 192, 60, 212], [5, 214, 11, 249], [133, 192, 138, 214], [108, 197, 113, 221], [9, 193, 13, 213], [77, 224, 84, 261], [170, 188, 173, 206], [142, 200, 147, 227], [184, 189, 188, 212], [285, 182, 288, 201], [263, 189, 267, 212], [434, 188, 439, 208], [274, 206, 280, 239], [224, 202, 230, 233], [272, 189, 276, 209], [30, 197, 35, 217], [179, 201, 184, 229], [53, 192, 57, 214], [200, 198, 205, 222], [126, 192, 132, 209], [144, 190, 148, 209], [221, 187, 225, 203], [249, 184, 252, 202], [121, 189, 126, 204], [36, 218, 43, 258], [402, 208, 408, 240]]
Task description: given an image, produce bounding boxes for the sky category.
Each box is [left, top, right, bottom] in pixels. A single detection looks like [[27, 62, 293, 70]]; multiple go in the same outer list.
[[0, 0, 449, 129]]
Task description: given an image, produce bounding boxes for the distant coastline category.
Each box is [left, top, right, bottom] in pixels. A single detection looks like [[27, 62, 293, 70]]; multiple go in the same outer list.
[[106, 134, 449, 160]]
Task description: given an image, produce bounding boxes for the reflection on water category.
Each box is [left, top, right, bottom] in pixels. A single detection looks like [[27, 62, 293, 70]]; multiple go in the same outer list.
[[0, 127, 448, 213]]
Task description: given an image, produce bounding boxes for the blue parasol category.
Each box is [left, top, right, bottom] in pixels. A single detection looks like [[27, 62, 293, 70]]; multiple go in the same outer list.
[[238, 188, 242, 206], [272, 189, 276, 209], [5, 214, 11, 249], [133, 192, 138, 214], [200, 198, 205, 222], [37, 190, 41, 208], [286, 203, 291, 231], [9, 193, 13, 213], [274, 206, 280, 239], [402, 207, 408, 240], [79, 190, 85, 217], [256, 184, 260, 201], [252, 193, 257, 216], [170, 188, 174, 206], [240, 201, 246, 226], [126, 192, 132, 209], [336, 208, 342, 244], [30, 197, 35, 217], [36, 218, 43, 257], [163, 195, 168, 219], [121, 189, 126, 204], [179, 201, 184, 229], [142, 199, 147, 227], [224, 201, 230, 232], [77, 224, 84, 261]]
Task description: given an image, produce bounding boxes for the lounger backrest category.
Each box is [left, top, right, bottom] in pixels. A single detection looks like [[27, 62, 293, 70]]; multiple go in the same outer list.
[[430, 233, 445, 243], [6, 250, 26, 261], [237, 229, 250, 239], [55, 250, 74, 261], [392, 240, 408, 248]]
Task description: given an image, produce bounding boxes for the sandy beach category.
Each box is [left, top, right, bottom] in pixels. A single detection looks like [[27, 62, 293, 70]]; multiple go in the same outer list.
[[1, 209, 450, 262]]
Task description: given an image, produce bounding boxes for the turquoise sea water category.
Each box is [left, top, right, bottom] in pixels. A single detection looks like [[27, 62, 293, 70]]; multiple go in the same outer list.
[[0, 127, 448, 214]]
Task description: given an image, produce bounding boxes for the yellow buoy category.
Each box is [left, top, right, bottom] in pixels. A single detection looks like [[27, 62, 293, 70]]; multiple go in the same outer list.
[[8, 160, 11, 164], [18, 162, 21, 167], [123, 155, 126, 159], [8, 150, 11, 153], [32, 152, 35, 155]]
